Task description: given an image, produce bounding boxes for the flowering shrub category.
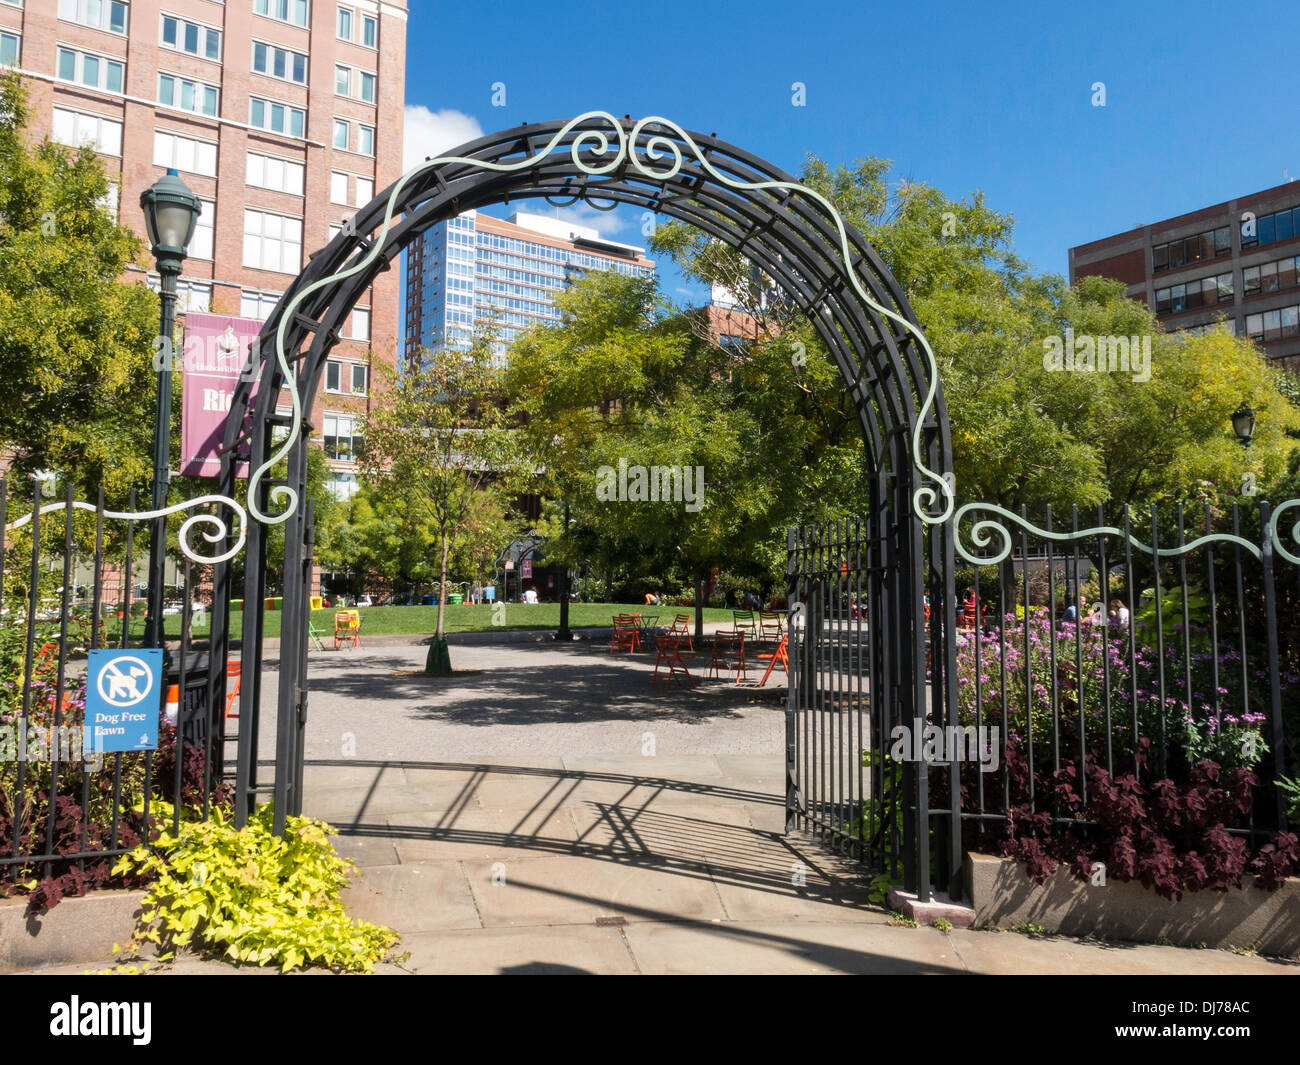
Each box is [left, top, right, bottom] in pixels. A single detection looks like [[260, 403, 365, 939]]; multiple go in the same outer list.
[[945, 608, 1297, 896], [953, 609, 1278, 773]]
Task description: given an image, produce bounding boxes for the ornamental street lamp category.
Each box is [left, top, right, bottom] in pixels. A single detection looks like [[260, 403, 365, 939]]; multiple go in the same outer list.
[[555, 500, 574, 641], [140, 169, 201, 651], [1231, 402, 1256, 449]]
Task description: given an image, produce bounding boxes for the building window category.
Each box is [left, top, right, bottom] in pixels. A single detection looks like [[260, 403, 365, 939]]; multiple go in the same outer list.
[[0, 32, 17, 66], [160, 15, 220, 61], [1152, 225, 1231, 274], [334, 65, 377, 104], [154, 131, 217, 176], [246, 151, 304, 195], [147, 275, 211, 313], [358, 125, 374, 156], [351, 363, 368, 394], [323, 413, 362, 461], [326, 360, 342, 392], [337, 6, 353, 40], [57, 46, 125, 93], [250, 96, 306, 138], [251, 40, 307, 84], [97, 180, 118, 219], [240, 289, 282, 320], [190, 198, 215, 260], [349, 307, 370, 341], [159, 74, 219, 116], [333, 118, 350, 149], [362, 14, 376, 47], [254, 0, 309, 28], [58, 0, 128, 34], [330, 171, 349, 204], [355, 176, 373, 206], [1242, 207, 1300, 250], [51, 107, 122, 156], [243, 209, 303, 273]]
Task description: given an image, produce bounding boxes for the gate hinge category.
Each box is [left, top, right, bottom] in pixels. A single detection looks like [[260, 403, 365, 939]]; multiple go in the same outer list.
[[296, 687, 308, 725]]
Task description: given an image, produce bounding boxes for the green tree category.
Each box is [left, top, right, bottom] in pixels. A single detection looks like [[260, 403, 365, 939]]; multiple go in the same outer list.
[[506, 269, 859, 631], [362, 342, 520, 671], [0, 70, 157, 502]]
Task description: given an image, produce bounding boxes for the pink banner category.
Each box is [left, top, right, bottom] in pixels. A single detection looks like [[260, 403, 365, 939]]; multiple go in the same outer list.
[[180, 312, 262, 478]]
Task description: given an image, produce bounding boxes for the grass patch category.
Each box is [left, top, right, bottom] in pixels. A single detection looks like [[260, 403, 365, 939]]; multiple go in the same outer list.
[[110, 602, 739, 642]]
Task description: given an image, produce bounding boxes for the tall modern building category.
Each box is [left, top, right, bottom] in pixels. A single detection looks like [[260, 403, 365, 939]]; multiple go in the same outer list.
[[404, 210, 655, 361], [3, 0, 408, 510], [1069, 180, 1300, 372]]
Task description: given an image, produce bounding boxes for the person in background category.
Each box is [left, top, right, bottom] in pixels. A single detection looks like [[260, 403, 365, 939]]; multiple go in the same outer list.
[[522, 586, 539, 604], [1107, 598, 1130, 629]]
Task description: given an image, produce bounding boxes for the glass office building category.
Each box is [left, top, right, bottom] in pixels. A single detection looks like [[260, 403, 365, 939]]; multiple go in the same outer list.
[[405, 210, 655, 361]]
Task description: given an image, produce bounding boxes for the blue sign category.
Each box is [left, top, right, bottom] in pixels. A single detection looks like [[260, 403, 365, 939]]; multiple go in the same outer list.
[[86, 649, 163, 754]]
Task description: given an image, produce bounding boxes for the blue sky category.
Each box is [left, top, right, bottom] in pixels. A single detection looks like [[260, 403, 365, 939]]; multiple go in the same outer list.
[[400, 0, 1295, 300]]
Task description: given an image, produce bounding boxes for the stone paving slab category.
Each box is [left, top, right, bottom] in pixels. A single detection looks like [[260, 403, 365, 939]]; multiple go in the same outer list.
[[461, 854, 729, 928], [340, 862, 480, 934], [393, 925, 637, 975], [622, 920, 964, 975]]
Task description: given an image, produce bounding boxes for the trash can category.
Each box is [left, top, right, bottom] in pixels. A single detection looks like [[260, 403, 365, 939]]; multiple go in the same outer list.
[[449, 593, 463, 605]]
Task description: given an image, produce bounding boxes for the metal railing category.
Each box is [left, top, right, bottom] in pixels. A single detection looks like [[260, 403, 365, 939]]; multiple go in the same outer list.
[[0, 477, 227, 909]]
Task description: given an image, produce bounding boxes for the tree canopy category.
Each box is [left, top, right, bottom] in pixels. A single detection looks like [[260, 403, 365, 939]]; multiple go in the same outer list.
[[0, 70, 157, 503]]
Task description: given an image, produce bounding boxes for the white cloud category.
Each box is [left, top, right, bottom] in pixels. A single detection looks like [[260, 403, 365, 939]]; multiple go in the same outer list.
[[402, 106, 484, 173], [543, 203, 632, 239]]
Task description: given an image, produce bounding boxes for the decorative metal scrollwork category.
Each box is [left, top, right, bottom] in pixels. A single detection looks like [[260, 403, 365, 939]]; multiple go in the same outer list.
[[5, 495, 247, 565]]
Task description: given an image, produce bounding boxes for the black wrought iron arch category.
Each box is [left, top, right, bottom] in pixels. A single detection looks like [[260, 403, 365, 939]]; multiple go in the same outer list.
[[208, 114, 958, 878]]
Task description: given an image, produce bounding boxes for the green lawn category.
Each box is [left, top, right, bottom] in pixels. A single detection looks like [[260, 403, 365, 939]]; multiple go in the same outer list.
[[141, 601, 738, 641]]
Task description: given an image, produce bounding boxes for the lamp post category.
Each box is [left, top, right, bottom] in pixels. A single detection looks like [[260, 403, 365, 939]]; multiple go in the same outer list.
[[140, 169, 201, 650], [556, 500, 573, 641], [1231, 402, 1256, 448]]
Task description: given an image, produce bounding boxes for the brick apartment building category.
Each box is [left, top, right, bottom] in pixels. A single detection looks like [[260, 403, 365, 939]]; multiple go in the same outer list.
[[1069, 180, 1300, 372], [2, 0, 407, 595]]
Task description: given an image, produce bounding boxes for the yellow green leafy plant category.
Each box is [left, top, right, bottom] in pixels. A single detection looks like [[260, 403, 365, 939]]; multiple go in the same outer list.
[[112, 801, 398, 973]]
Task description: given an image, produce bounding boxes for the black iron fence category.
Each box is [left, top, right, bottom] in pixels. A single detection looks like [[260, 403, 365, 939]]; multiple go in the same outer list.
[[0, 477, 227, 913], [789, 500, 1298, 902]]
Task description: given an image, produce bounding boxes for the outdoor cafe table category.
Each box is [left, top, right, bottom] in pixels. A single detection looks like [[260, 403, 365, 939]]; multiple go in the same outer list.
[[632, 614, 660, 640]]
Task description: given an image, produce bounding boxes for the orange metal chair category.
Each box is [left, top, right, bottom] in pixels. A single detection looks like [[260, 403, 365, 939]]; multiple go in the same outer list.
[[610, 613, 640, 654], [666, 613, 694, 651], [757, 633, 789, 687], [650, 631, 695, 689], [225, 660, 241, 719]]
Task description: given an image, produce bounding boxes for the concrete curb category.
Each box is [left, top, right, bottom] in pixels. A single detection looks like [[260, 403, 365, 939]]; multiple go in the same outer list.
[[965, 852, 1300, 957], [0, 890, 146, 973]]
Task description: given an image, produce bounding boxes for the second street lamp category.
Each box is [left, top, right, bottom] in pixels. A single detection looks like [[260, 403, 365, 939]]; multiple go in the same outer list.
[[1232, 402, 1256, 449], [140, 169, 202, 651]]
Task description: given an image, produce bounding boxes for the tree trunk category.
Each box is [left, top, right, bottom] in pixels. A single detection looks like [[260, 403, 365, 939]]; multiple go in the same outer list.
[[424, 530, 452, 675]]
